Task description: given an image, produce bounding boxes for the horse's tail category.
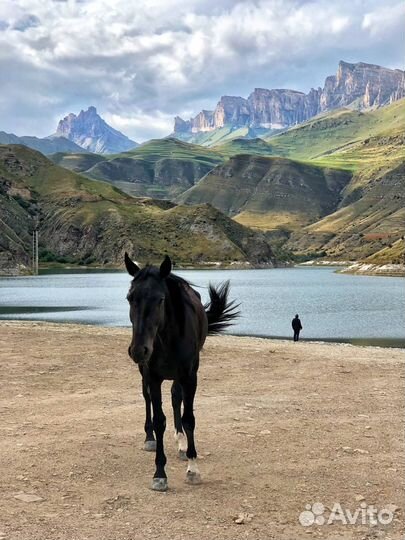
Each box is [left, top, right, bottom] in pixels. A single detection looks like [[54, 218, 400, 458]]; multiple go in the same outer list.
[[204, 281, 240, 335]]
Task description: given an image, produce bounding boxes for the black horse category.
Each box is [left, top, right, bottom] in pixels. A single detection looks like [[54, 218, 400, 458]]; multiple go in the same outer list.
[[125, 253, 239, 491]]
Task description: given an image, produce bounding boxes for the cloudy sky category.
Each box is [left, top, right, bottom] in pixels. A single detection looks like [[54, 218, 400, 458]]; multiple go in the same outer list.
[[0, 0, 403, 142]]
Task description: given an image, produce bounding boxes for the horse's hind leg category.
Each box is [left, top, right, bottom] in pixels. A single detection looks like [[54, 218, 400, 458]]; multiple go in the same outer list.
[[142, 378, 156, 452], [181, 373, 201, 485], [171, 381, 187, 461]]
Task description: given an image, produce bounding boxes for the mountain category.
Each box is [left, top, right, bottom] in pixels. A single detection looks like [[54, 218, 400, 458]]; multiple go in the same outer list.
[[174, 61, 404, 143], [51, 138, 224, 199], [0, 131, 86, 155], [285, 161, 405, 262], [178, 99, 405, 262], [178, 155, 352, 231], [276, 100, 405, 260], [0, 144, 275, 275], [55, 106, 138, 154]]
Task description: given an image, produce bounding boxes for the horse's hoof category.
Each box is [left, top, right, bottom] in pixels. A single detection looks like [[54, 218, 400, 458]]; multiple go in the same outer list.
[[178, 449, 188, 461], [185, 471, 202, 485], [151, 477, 168, 492], [144, 440, 156, 452]]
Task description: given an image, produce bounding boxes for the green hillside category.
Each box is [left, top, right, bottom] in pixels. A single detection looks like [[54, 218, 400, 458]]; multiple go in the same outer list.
[[213, 138, 274, 158], [266, 99, 405, 169], [50, 152, 105, 172], [80, 138, 224, 198], [259, 99, 405, 260], [285, 161, 405, 260], [117, 137, 222, 161], [0, 145, 275, 274], [178, 155, 351, 231]]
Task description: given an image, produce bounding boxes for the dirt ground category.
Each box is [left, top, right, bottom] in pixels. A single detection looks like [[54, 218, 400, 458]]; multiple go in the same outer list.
[[0, 321, 404, 540]]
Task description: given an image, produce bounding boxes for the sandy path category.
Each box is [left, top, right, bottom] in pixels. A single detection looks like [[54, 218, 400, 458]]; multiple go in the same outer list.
[[0, 321, 404, 540]]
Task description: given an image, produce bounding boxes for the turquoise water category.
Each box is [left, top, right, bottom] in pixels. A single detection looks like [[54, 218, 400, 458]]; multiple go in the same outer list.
[[0, 267, 404, 346]]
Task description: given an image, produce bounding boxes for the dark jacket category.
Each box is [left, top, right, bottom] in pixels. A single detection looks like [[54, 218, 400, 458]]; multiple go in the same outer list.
[[292, 317, 302, 331]]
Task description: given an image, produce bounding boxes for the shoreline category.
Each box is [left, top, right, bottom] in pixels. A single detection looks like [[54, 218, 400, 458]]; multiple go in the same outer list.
[[231, 332, 405, 349], [1, 320, 404, 349], [2, 260, 405, 277], [299, 260, 405, 277]]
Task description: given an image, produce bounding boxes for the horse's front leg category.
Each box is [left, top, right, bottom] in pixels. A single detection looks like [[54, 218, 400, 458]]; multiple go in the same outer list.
[[142, 377, 156, 452], [181, 372, 201, 485], [149, 376, 168, 491], [171, 381, 187, 461]]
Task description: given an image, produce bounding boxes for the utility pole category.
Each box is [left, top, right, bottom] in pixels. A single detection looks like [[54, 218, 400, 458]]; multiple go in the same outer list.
[[35, 227, 39, 275], [32, 216, 39, 275], [32, 229, 39, 275], [32, 230, 35, 274]]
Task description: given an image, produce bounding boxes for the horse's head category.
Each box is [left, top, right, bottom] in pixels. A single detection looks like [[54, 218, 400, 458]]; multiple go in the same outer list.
[[125, 252, 172, 366]]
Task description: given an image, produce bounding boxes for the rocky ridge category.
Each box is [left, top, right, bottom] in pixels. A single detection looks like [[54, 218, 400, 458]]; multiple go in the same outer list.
[[175, 61, 405, 135]]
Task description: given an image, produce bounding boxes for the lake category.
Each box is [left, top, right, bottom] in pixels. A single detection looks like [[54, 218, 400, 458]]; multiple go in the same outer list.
[[0, 267, 404, 347]]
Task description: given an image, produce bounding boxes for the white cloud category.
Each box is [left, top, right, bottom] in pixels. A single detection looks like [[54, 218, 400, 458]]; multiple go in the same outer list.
[[0, 0, 403, 141], [104, 111, 174, 141], [362, 3, 404, 38]]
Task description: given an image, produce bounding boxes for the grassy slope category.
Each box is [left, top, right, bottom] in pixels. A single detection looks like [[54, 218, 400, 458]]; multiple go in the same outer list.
[[212, 138, 274, 158], [178, 154, 351, 230], [266, 100, 405, 259], [266, 100, 405, 168], [80, 138, 224, 198], [116, 137, 222, 161], [0, 145, 274, 270], [50, 152, 105, 172], [365, 238, 404, 265]]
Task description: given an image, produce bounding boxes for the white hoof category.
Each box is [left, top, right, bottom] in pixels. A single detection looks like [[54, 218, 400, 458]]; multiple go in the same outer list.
[[185, 470, 202, 485], [186, 458, 201, 485]]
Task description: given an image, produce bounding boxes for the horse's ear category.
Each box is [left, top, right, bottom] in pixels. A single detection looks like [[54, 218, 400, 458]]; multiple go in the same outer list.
[[124, 252, 140, 276], [160, 255, 172, 278]]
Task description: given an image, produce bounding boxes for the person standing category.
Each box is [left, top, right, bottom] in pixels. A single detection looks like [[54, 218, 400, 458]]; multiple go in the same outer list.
[[292, 314, 302, 341]]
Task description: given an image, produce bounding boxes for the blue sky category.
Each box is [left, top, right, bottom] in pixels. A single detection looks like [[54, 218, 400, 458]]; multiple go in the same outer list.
[[0, 0, 403, 141]]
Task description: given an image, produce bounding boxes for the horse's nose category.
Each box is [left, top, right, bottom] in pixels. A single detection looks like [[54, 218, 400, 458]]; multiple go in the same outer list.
[[129, 344, 150, 364], [128, 344, 140, 363]]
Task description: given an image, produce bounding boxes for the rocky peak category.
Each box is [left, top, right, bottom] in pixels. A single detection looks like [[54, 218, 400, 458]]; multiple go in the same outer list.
[[55, 106, 138, 154], [174, 116, 191, 133], [174, 61, 405, 136], [320, 61, 404, 111], [191, 110, 214, 132], [213, 96, 250, 128]]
